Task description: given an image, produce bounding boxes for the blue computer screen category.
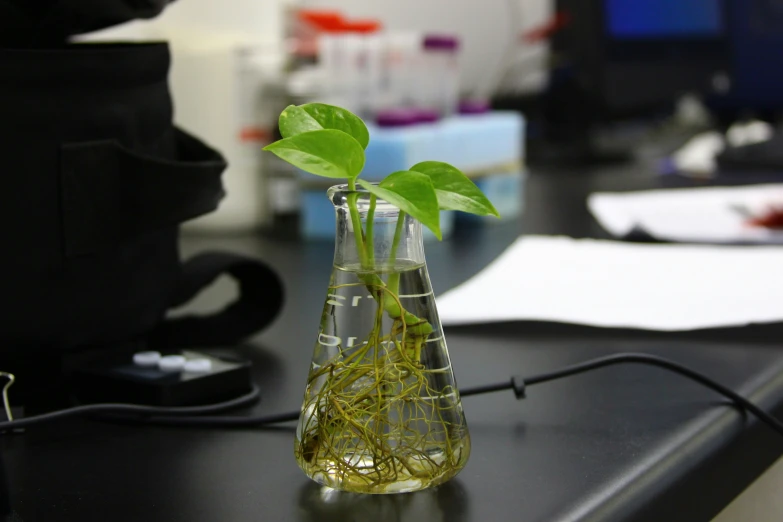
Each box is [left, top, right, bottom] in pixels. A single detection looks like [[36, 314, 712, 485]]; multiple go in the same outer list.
[[606, 0, 724, 38]]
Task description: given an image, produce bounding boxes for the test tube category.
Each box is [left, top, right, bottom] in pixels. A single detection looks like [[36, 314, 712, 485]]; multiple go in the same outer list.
[[318, 33, 344, 107], [421, 35, 461, 117], [379, 32, 422, 111]]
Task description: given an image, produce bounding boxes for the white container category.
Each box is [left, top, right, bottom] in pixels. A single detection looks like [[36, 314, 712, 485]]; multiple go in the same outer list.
[[168, 41, 284, 233]]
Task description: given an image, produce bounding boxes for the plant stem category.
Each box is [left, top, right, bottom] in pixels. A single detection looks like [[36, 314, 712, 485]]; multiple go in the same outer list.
[[386, 211, 406, 295], [365, 195, 377, 266], [347, 178, 368, 268], [388, 211, 406, 266]]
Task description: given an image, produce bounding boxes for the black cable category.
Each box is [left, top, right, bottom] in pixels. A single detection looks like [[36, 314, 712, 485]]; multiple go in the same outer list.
[[457, 353, 783, 437], [1, 353, 782, 439], [0, 385, 261, 431], [520, 353, 783, 437], [98, 410, 301, 428], [459, 381, 512, 397]]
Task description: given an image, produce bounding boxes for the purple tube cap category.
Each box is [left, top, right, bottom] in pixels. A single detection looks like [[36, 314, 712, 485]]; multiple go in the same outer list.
[[458, 99, 491, 115], [423, 35, 460, 51], [375, 109, 420, 127], [414, 109, 441, 123]]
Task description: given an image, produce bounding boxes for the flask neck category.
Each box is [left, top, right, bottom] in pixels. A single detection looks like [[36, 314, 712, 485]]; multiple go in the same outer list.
[[328, 184, 426, 270]]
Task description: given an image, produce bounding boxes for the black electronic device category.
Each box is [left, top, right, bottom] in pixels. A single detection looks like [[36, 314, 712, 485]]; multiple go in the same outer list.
[[72, 350, 254, 407], [707, 0, 783, 123], [524, 0, 731, 164], [553, 0, 729, 116]]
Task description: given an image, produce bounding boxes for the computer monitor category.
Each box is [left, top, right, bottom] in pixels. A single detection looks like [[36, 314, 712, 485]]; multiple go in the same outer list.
[[707, 0, 783, 120], [553, 0, 730, 117], [606, 0, 723, 39], [517, 0, 730, 163]]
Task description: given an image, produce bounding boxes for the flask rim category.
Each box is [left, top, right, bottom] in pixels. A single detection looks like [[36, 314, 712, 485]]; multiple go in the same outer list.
[[327, 182, 377, 197], [327, 183, 400, 213]]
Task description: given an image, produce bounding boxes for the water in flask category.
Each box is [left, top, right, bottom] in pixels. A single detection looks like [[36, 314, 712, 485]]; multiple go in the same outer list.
[[295, 260, 470, 494]]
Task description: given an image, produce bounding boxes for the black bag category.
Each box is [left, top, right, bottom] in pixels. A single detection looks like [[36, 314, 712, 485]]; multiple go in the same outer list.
[[0, 42, 283, 358], [0, 0, 177, 46]]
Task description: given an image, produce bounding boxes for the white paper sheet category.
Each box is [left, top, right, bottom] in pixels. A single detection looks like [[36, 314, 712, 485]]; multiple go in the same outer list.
[[588, 184, 783, 244], [436, 236, 783, 331]]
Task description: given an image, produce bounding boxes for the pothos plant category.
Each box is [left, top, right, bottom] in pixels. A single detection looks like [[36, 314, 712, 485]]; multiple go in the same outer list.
[[264, 103, 498, 330], [264, 103, 499, 492]]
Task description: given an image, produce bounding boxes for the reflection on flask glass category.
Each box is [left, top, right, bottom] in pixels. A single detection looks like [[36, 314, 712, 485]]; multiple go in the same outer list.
[[297, 479, 469, 522]]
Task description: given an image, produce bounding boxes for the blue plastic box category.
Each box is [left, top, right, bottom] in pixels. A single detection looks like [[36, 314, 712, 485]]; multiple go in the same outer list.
[[456, 169, 527, 225], [299, 111, 525, 239], [298, 112, 525, 181]]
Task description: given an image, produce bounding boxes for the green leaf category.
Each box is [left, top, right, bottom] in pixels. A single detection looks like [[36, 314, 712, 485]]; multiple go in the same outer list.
[[410, 161, 500, 217], [279, 103, 370, 149], [277, 105, 323, 137], [263, 129, 365, 179], [358, 172, 442, 240]]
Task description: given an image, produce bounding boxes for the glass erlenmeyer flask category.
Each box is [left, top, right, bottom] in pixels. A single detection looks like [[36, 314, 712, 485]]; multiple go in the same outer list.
[[295, 184, 470, 494]]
